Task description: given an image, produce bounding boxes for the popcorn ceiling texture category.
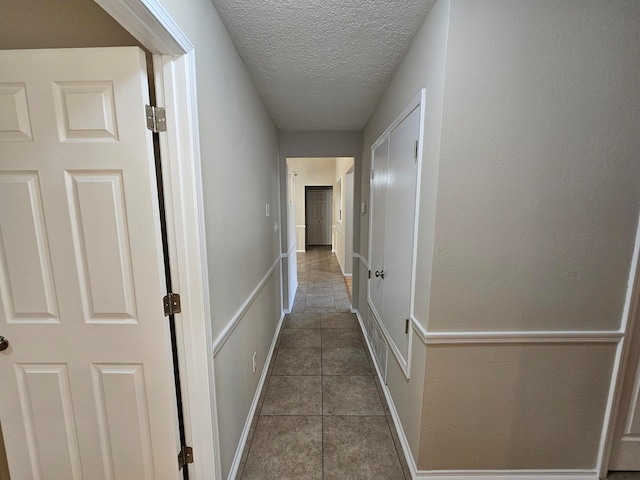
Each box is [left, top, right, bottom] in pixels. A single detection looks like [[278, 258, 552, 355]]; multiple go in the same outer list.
[[209, 0, 436, 130]]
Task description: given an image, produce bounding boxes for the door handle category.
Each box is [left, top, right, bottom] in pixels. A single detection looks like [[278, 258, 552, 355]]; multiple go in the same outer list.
[[375, 270, 385, 279], [0, 336, 8, 351]]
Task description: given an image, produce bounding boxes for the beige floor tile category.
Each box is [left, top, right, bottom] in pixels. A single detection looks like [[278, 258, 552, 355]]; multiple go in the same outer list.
[[272, 348, 322, 375], [280, 328, 322, 347], [285, 314, 324, 329], [242, 416, 322, 480], [323, 416, 404, 480], [323, 348, 372, 375], [321, 312, 359, 329], [321, 328, 363, 347], [262, 376, 322, 415], [323, 376, 384, 415]]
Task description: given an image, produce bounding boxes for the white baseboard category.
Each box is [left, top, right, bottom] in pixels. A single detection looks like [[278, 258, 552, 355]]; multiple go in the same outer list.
[[414, 472, 598, 480], [353, 307, 419, 477], [226, 311, 285, 480]]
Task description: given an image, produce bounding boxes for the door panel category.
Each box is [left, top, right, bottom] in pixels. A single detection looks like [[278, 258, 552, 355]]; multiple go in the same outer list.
[[92, 364, 155, 479], [66, 171, 137, 321], [15, 364, 82, 479], [0, 47, 180, 480], [0, 173, 58, 322], [369, 138, 389, 321], [381, 106, 420, 367]]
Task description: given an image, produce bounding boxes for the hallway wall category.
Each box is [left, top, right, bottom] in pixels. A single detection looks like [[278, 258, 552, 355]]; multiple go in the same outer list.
[[359, 0, 640, 474], [359, 0, 450, 462], [418, 0, 640, 470], [154, 0, 282, 477]]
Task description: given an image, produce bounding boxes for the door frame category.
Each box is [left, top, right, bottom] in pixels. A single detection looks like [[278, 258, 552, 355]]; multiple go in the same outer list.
[[598, 218, 640, 477], [94, 1, 219, 478]]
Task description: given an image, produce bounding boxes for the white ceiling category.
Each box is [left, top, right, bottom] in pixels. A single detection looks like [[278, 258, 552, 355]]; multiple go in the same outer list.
[[209, 0, 436, 131]]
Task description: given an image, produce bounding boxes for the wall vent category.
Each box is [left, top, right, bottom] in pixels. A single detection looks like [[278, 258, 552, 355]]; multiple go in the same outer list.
[[366, 307, 388, 384]]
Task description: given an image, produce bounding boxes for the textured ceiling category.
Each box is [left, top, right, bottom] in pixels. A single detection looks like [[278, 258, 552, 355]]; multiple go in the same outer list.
[[209, 0, 436, 131]]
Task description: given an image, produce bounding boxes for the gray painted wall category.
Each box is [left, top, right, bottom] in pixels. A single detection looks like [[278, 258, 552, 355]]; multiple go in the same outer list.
[[420, 0, 640, 470], [431, 0, 640, 334], [358, 0, 640, 472], [0, 0, 141, 50]]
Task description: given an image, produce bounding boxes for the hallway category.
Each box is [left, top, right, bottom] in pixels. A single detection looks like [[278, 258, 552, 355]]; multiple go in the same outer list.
[[236, 246, 410, 479]]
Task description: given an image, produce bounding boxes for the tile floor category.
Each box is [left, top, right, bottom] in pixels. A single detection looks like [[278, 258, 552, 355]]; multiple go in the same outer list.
[[235, 246, 640, 480], [236, 246, 410, 480]]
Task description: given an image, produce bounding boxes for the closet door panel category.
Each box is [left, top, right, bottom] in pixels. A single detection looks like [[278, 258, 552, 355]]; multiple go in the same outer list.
[[369, 138, 389, 320], [382, 106, 421, 368]]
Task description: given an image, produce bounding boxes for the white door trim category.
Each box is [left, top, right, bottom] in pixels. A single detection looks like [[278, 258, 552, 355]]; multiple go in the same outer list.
[[95, 0, 191, 54], [152, 54, 220, 480], [94, 1, 219, 479], [598, 215, 640, 477]]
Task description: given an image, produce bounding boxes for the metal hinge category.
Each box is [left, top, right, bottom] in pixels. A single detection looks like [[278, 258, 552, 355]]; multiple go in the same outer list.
[[413, 140, 419, 159], [163, 293, 181, 316], [178, 446, 193, 470], [405, 318, 410, 334], [146, 105, 167, 132], [368, 270, 371, 279]]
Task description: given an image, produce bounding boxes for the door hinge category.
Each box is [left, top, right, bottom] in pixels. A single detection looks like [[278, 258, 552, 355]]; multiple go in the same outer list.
[[146, 105, 167, 133], [413, 140, 419, 159], [163, 293, 181, 316], [368, 270, 371, 279], [370, 169, 374, 180], [178, 445, 193, 470], [405, 318, 410, 334]]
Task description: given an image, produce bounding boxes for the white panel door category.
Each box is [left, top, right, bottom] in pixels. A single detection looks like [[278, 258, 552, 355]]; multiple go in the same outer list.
[[0, 48, 180, 480], [306, 189, 332, 245], [368, 138, 389, 323], [609, 306, 640, 470], [381, 106, 421, 368]]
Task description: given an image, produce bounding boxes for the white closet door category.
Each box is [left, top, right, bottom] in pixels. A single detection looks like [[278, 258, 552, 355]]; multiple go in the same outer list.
[[381, 106, 421, 369], [0, 47, 180, 480], [369, 137, 389, 321]]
